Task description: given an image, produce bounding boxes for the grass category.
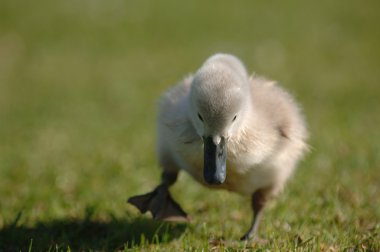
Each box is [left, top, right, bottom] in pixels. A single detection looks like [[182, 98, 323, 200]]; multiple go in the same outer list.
[[0, 0, 379, 251]]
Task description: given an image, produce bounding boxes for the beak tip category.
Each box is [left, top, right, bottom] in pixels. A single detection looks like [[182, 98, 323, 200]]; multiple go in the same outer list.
[[204, 172, 226, 185]]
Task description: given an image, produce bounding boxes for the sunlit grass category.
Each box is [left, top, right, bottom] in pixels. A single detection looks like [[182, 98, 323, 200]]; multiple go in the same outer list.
[[0, 0, 379, 251]]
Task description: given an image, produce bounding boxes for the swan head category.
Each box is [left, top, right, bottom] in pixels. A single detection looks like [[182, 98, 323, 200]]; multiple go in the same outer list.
[[189, 54, 250, 185]]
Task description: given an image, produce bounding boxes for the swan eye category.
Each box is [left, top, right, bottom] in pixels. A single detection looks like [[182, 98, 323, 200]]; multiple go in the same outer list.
[[232, 115, 237, 122], [198, 113, 204, 122]]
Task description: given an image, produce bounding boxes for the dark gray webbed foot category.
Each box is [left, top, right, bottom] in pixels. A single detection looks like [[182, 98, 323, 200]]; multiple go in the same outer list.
[[128, 185, 189, 222]]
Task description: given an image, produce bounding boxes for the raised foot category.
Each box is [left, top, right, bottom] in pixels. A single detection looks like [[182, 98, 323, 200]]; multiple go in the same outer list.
[[128, 185, 189, 222]]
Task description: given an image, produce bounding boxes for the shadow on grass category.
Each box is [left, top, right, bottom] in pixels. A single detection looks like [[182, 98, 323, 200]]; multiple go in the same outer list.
[[0, 212, 188, 251]]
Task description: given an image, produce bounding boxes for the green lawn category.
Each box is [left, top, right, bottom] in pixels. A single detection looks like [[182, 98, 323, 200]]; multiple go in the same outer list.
[[0, 0, 379, 251]]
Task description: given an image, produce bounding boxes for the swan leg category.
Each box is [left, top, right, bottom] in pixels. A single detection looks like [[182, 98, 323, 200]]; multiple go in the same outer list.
[[240, 188, 268, 241], [128, 171, 189, 222]]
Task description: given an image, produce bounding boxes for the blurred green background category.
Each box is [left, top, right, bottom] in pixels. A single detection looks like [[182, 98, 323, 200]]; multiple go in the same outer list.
[[0, 0, 379, 251]]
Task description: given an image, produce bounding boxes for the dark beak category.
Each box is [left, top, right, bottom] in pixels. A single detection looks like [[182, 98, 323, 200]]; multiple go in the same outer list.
[[203, 136, 227, 185]]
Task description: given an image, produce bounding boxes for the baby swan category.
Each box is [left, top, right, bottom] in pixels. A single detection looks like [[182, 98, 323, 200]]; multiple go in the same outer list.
[[128, 53, 308, 240]]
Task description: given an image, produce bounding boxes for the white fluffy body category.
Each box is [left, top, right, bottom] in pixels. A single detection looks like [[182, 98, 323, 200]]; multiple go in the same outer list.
[[157, 53, 308, 197]]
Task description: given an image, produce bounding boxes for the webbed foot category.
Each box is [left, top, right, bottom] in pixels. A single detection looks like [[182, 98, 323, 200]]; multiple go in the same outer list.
[[128, 185, 189, 222]]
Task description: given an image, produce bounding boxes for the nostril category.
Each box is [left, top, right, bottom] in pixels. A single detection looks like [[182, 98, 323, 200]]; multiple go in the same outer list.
[[218, 151, 223, 158]]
